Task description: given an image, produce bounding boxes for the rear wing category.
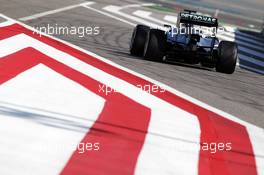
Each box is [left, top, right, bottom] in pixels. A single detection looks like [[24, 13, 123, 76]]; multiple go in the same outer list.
[[178, 11, 218, 27]]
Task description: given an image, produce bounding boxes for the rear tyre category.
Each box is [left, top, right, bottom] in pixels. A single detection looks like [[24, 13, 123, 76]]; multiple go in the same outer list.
[[216, 41, 237, 74], [130, 25, 150, 56], [143, 29, 166, 62]]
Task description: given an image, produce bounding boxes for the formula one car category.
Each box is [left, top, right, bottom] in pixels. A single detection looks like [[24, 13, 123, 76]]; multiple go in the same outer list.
[[130, 10, 238, 74]]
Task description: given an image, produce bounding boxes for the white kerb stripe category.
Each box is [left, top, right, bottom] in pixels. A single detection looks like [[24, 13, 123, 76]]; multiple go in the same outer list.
[[0, 20, 14, 27], [247, 126, 264, 175], [135, 108, 200, 175], [0, 65, 105, 175]]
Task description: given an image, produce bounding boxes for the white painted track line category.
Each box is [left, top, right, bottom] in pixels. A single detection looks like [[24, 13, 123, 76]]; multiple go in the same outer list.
[[133, 10, 174, 26], [81, 4, 136, 26], [164, 15, 178, 24], [19, 2, 94, 21], [103, 5, 166, 30], [121, 3, 155, 9], [0, 20, 14, 27]]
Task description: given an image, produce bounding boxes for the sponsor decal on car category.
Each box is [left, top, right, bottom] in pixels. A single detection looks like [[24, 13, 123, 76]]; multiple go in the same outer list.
[[180, 13, 217, 24]]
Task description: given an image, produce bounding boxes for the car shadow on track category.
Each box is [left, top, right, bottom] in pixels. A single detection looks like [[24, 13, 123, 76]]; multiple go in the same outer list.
[[108, 49, 213, 72]]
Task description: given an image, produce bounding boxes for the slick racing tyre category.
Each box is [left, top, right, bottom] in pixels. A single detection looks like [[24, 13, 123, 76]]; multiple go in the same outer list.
[[130, 24, 150, 56], [143, 29, 166, 62], [216, 41, 238, 74]]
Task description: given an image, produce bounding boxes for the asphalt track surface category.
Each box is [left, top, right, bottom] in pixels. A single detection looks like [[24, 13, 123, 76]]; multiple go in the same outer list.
[[0, 0, 264, 174], [0, 0, 263, 128]]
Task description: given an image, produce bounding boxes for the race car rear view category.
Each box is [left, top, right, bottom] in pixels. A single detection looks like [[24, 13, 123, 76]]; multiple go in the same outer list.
[[130, 10, 238, 74]]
